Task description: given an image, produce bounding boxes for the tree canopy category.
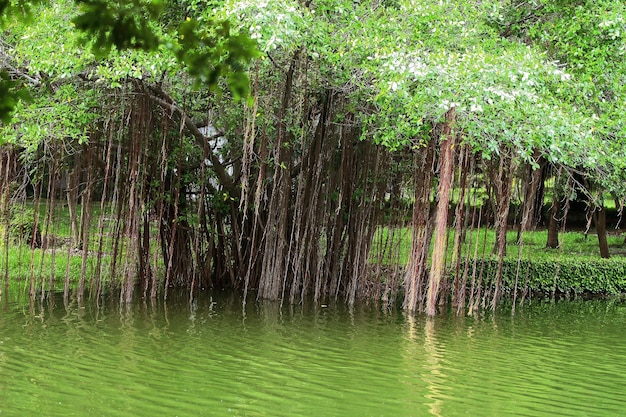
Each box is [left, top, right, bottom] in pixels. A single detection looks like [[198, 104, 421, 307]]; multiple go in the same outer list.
[[0, 0, 258, 123]]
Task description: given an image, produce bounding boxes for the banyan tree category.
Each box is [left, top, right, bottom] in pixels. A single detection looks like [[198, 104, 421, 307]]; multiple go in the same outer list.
[[1, 0, 624, 315]]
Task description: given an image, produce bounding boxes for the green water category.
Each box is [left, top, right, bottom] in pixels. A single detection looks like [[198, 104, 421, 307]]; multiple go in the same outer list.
[[1, 291, 625, 416]]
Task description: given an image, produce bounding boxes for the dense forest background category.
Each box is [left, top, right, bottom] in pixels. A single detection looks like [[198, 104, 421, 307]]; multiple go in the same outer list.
[[0, 0, 625, 315]]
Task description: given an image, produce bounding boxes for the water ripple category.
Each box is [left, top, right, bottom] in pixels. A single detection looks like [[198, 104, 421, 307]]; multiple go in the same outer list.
[[1, 295, 626, 416]]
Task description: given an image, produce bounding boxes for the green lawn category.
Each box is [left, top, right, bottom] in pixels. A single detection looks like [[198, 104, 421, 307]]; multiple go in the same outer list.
[[372, 226, 626, 266]]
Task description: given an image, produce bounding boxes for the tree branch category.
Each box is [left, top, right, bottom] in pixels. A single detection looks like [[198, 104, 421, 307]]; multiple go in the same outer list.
[[141, 82, 239, 198], [0, 39, 41, 86]]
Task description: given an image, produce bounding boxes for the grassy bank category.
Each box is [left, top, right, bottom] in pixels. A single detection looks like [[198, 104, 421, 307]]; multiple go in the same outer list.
[[0, 201, 140, 293], [3, 201, 626, 299], [0, 245, 92, 291]]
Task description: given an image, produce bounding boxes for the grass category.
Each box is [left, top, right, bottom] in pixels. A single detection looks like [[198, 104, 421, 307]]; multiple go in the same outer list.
[[0, 245, 86, 291], [372, 226, 626, 266], [0, 200, 142, 293]]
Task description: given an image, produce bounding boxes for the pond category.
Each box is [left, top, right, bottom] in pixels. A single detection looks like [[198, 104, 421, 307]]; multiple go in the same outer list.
[[1, 290, 625, 416]]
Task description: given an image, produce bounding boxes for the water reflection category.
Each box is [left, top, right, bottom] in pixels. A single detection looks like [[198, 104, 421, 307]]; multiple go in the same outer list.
[[403, 313, 447, 417], [423, 318, 445, 417]]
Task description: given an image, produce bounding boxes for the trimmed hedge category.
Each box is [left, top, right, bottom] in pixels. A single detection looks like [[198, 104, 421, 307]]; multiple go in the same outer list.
[[460, 258, 626, 296]]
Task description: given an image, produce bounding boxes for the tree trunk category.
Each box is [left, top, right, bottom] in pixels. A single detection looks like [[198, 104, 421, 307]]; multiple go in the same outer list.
[[66, 167, 80, 247], [425, 108, 456, 316], [403, 138, 435, 311], [258, 50, 299, 300], [594, 206, 610, 259], [491, 155, 513, 310], [517, 152, 546, 243], [451, 145, 470, 309], [546, 193, 560, 249]]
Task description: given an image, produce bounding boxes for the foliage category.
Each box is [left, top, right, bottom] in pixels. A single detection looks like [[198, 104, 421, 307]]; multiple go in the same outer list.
[[0, 73, 29, 124], [358, 1, 594, 166], [0, 0, 258, 125], [217, 0, 604, 171], [487, 0, 626, 197], [72, 0, 164, 57], [4, 84, 100, 154], [72, 0, 610, 178], [175, 17, 258, 99], [8, 205, 35, 244]]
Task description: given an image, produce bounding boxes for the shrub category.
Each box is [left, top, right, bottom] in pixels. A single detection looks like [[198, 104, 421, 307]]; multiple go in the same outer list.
[[9, 206, 40, 246], [463, 258, 626, 296]]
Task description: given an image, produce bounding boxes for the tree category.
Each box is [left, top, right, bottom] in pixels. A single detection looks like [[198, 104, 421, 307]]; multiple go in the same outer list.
[[1, 0, 624, 314], [362, 0, 596, 312], [0, 0, 258, 300], [489, 0, 626, 257]]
